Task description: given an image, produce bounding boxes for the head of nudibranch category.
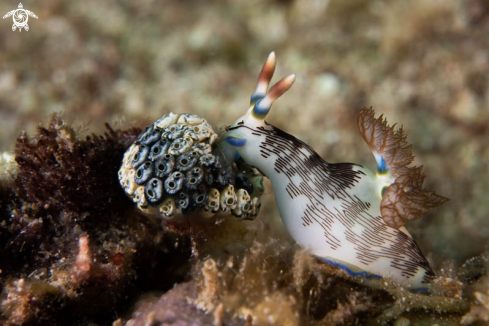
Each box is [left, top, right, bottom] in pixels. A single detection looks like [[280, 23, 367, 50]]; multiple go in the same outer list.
[[221, 52, 296, 165]]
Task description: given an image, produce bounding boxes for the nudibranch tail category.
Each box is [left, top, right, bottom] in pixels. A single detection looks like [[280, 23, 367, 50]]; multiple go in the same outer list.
[[251, 51, 276, 104], [357, 107, 449, 228]]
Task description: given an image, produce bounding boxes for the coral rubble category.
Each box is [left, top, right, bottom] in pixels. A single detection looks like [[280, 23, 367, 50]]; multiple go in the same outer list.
[[0, 116, 192, 325]]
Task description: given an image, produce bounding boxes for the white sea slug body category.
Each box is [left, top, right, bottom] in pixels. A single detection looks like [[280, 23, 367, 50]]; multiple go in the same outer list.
[[221, 52, 448, 290]]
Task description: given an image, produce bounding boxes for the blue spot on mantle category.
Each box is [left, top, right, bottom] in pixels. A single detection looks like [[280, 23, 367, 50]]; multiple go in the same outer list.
[[225, 136, 247, 147]]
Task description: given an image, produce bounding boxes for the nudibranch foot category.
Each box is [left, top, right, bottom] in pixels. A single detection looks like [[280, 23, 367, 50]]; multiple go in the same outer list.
[[318, 257, 434, 293], [119, 113, 264, 221], [319, 257, 383, 280]]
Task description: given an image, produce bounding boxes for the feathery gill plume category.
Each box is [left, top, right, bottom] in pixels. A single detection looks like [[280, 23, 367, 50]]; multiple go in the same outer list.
[[358, 107, 449, 228]]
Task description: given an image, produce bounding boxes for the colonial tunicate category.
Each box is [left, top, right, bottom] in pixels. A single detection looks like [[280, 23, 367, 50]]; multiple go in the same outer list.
[[139, 126, 161, 145], [154, 154, 175, 178], [175, 152, 198, 172], [135, 161, 153, 185], [159, 197, 176, 219], [169, 136, 193, 155], [186, 167, 204, 190], [233, 188, 251, 218], [176, 192, 190, 210], [119, 113, 263, 220], [145, 178, 164, 205], [205, 188, 220, 214], [148, 140, 169, 161], [131, 145, 149, 168], [220, 184, 237, 214]]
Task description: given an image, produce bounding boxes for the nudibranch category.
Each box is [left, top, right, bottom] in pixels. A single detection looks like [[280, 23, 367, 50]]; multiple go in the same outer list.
[[119, 113, 264, 220], [221, 52, 448, 290]]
